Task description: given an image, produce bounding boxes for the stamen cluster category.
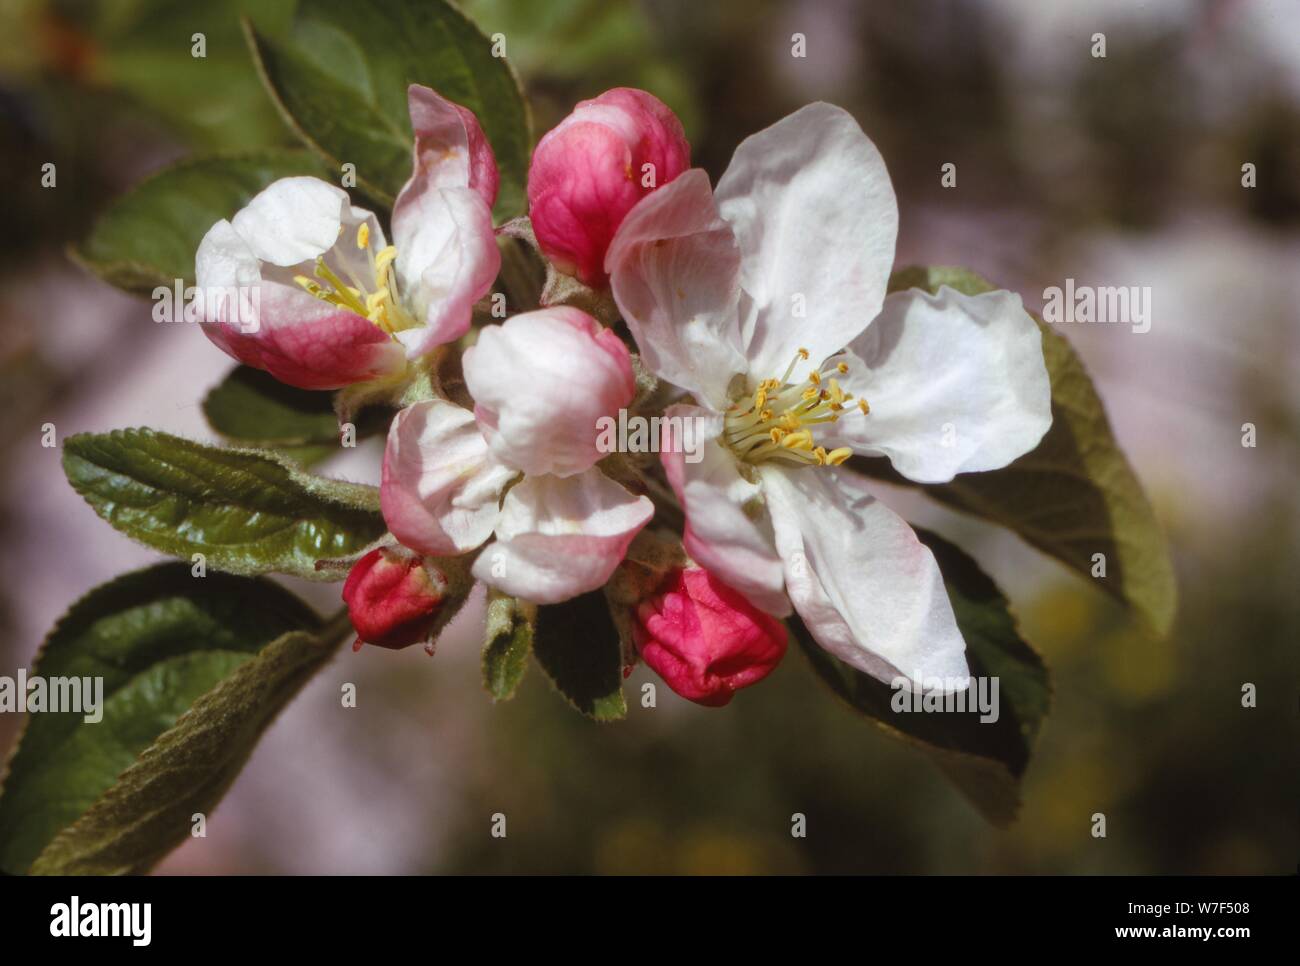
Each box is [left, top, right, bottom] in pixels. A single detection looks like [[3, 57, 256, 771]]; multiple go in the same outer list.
[[722, 348, 869, 467], [294, 225, 416, 334]]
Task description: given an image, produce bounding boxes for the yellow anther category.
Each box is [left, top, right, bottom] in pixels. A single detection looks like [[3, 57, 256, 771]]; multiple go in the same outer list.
[[781, 430, 814, 451], [808, 370, 821, 385], [294, 274, 322, 296], [797, 347, 810, 360], [769, 428, 786, 443], [366, 290, 389, 314], [828, 378, 846, 406], [826, 447, 853, 465], [356, 223, 371, 249], [836, 362, 849, 374], [755, 389, 768, 409], [374, 246, 398, 275], [857, 399, 870, 415], [759, 409, 773, 421], [802, 386, 820, 402]]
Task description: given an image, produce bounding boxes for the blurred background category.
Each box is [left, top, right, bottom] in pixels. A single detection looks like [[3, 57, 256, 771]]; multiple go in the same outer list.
[[1, 0, 1296, 873]]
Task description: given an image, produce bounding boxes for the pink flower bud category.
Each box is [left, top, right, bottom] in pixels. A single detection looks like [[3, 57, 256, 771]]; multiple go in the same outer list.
[[342, 548, 448, 650], [528, 88, 690, 289], [634, 567, 787, 707]]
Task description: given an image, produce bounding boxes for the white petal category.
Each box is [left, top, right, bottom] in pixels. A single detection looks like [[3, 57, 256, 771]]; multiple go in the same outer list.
[[229, 177, 361, 267], [715, 103, 898, 378], [462, 307, 635, 478], [761, 465, 969, 684], [471, 470, 653, 605], [660, 405, 790, 616], [392, 185, 500, 355], [380, 399, 516, 556], [605, 169, 747, 408], [827, 286, 1053, 483], [195, 218, 263, 292]]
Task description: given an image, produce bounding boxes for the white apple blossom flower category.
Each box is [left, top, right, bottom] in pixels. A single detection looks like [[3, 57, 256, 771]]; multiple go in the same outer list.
[[194, 84, 501, 389], [380, 307, 654, 605], [604, 102, 1053, 684]]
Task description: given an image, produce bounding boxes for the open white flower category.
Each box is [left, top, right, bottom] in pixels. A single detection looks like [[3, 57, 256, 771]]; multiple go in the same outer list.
[[605, 102, 1052, 684], [380, 307, 654, 605], [194, 85, 501, 389]]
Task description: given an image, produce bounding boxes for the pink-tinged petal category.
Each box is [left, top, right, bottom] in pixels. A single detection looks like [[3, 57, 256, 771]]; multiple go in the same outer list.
[[659, 405, 790, 617], [462, 306, 635, 477], [635, 566, 788, 707], [606, 169, 747, 408], [202, 289, 404, 390], [471, 469, 653, 605], [761, 464, 969, 685], [827, 286, 1053, 483], [528, 87, 690, 288], [196, 222, 403, 390], [342, 548, 448, 650], [715, 103, 898, 377], [391, 185, 501, 357], [380, 399, 516, 556], [194, 180, 397, 389], [405, 83, 499, 210]]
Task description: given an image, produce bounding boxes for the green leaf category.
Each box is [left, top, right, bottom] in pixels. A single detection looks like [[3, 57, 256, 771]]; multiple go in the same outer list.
[[532, 591, 626, 721], [62, 429, 387, 580], [243, 0, 532, 220], [203, 366, 341, 446], [482, 591, 534, 701], [857, 265, 1177, 635], [28, 622, 346, 875], [794, 528, 1050, 826], [72, 149, 328, 295], [202, 365, 395, 454], [0, 564, 323, 874]]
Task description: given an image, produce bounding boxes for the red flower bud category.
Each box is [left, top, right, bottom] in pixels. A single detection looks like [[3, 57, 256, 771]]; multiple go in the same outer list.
[[634, 567, 787, 707], [342, 548, 447, 650], [528, 87, 690, 289]]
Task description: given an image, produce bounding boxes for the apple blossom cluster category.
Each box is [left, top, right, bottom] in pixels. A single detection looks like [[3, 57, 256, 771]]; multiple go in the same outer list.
[[194, 84, 1051, 708]]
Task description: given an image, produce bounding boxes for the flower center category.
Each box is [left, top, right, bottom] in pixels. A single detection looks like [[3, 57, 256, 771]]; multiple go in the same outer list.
[[722, 348, 868, 468], [293, 224, 419, 335]]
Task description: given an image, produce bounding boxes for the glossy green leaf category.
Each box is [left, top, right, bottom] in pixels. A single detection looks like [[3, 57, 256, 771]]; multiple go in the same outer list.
[[794, 528, 1050, 826], [0, 564, 323, 874], [854, 265, 1177, 635], [62, 429, 386, 580], [482, 591, 534, 701], [532, 591, 626, 721], [243, 0, 531, 220], [72, 149, 328, 295]]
